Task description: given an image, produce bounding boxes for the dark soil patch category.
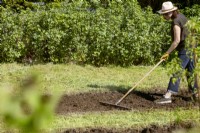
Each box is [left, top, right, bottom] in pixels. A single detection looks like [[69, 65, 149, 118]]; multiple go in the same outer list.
[[63, 122, 197, 133], [56, 89, 198, 114]]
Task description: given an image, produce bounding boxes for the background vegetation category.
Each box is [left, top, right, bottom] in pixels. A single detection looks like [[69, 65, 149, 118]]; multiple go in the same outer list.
[[1, 0, 200, 12], [139, 0, 200, 12], [0, 0, 170, 66], [0, 0, 199, 66]]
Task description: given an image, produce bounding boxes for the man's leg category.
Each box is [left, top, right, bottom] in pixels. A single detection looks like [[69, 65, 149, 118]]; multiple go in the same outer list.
[[155, 54, 190, 104], [167, 75, 181, 93], [167, 54, 190, 93]]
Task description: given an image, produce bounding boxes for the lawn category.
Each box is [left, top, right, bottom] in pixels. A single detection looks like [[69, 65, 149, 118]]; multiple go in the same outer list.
[[0, 63, 199, 132]]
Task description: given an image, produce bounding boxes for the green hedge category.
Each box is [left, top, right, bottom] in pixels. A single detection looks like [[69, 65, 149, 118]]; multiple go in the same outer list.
[[138, 0, 200, 13], [182, 4, 200, 18], [0, 0, 171, 66]]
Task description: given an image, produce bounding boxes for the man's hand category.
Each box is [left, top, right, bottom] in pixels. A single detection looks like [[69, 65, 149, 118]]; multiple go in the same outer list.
[[160, 53, 169, 61]]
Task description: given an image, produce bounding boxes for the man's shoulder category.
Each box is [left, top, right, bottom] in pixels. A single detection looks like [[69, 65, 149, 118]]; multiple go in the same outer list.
[[173, 13, 187, 24], [177, 13, 188, 21]]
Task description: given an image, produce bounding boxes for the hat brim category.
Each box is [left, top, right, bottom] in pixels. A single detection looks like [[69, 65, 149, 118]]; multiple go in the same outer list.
[[158, 7, 178, 14]]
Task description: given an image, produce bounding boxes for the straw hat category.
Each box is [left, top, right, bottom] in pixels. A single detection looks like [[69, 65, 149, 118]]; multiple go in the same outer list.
[[158, 1, 178, 14]]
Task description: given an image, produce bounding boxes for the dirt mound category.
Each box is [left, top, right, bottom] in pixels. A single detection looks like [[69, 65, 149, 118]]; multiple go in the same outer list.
[[56, 90, 198, 114], [63, 122, 196, 133]]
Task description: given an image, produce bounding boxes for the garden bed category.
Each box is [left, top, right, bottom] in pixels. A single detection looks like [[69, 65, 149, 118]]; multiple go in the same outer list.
[[56, 89, 198, 114]]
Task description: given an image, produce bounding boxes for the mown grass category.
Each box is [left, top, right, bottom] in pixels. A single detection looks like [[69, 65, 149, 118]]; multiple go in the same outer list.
[[0, 63, 187, 94], [0, 63, 199, 132], [52, 109, 200, 132]]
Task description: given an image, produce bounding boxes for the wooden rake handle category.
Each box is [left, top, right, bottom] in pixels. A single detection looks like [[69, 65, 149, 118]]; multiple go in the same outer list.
[[115, 59, 164, 105]]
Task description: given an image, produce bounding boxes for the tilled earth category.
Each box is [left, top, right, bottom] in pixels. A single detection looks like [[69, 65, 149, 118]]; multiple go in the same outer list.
[[56, 89, 198, 114], [55, 89, 199, 133]]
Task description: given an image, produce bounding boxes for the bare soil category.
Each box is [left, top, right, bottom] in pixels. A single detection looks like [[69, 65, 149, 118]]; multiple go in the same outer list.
[[55, 89, 199, 133], [56, 89, 198, 114]]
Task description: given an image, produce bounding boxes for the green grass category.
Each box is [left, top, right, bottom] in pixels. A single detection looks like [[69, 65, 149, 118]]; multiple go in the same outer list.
[[0, 63, 199, 132], [0, 63, 187, 94], [52, 109, 200, 131]]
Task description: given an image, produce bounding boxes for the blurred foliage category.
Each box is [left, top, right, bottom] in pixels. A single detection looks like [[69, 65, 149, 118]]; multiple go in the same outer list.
[[186, 17, 200, 95], [0, 73, 58, 133]]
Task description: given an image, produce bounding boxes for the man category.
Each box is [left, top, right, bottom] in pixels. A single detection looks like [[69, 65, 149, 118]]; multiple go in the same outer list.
[[155, 1, 198, 104]]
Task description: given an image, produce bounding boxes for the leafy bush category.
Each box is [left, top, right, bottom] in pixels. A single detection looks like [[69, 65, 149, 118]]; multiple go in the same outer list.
[[182, 4, 200, 18], [139, 0, 200, 13], [0, 0, 170, 66], [186, 17, 200, 88]]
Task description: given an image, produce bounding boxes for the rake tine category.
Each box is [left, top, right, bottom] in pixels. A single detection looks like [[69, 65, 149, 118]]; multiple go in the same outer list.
[[99, 101, 131, 110]]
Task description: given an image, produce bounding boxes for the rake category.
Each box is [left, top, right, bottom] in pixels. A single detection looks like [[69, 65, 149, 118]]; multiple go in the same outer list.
[[100, 59, 164, 110]]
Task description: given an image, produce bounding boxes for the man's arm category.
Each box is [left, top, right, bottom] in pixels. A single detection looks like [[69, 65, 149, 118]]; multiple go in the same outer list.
[[166, 25, 181, 54]]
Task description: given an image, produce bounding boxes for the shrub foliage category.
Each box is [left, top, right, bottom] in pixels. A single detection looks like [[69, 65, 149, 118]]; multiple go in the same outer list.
[[0, 0, 172, 66]]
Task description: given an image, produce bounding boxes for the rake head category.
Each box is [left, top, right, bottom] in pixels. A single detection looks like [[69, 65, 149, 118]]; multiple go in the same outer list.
[[99, 101, 131, 110]]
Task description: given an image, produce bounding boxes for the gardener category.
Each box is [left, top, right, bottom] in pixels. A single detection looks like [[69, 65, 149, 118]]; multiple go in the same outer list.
[[155, 1, 198, 104]]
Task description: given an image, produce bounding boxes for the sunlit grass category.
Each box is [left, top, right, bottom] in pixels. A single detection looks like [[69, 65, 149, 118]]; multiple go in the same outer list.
[[51, 108, 200, 132], [0, 63, 198, 132], [0, 63, 188, 95]]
